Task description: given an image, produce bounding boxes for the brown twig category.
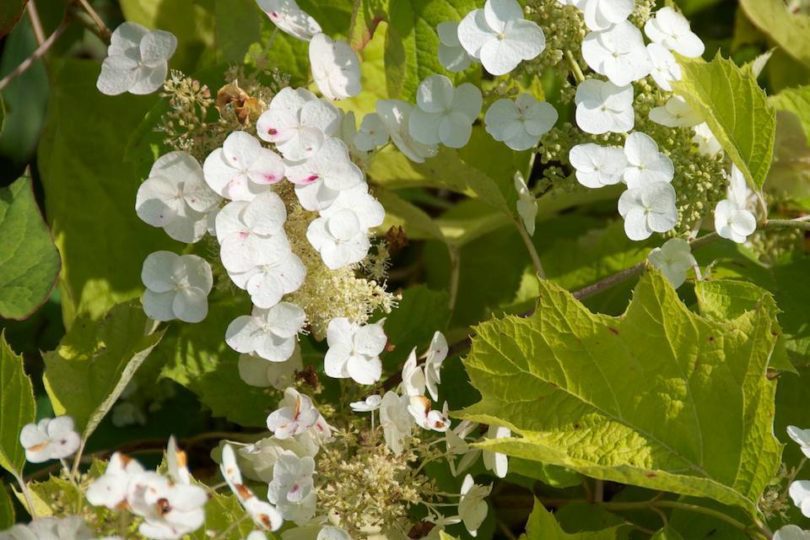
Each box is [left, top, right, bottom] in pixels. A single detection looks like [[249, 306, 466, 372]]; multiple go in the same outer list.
[[0, 17, 69, 92]]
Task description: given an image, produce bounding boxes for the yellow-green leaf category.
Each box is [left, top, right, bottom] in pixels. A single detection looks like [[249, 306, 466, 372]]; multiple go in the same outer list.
[[0, 332, 36, 476], [740, 0, 810, 70]]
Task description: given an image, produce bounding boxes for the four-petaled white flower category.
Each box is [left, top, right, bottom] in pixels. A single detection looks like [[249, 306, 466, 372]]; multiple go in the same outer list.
[[266, 388, 321, 439], [788, 426, 810, 459], [127, 471, 207, 539], [457, 0, 545, 76], [437, 21, 473, 73], [86, 452, 145, 509], [350, 394, 383, 413], [256, 0, 322, 41], [575, 79, 634, 134], [482, 425, 511, 479], [309, 33, 361, 101], [791, 481, 810, 518], [623, 132, 674, 188], [644, 7, 705, 58], [353, 113, 389, 151], [136, 151, 221, 244], [215, 192, 288, 273], [485, 93, 557, 151], [376, 99, 438, 163], [582, 21, 651, 87], [226, 302, 306, 362], [267, 451, 317, 524], [409, 75, 482, 148], [324, 318, 387, 385], [97, 22, 177, 96], [306, 207, 372, 269], [618, 182, 678, 241], [649, 96, 701, 128], [229, 248, 306, 310], [257, 88, 341, 162], [647, 43, 682, 92], [774, 525, 810, 540], [285, 138, 364, 201], [19, 416, 80, 464], [514, 172, 538, 236], [238, 349, 303, 390], [577, 0, 633, 31], [714, 165, 756, 244], [647, 238, 697, 289], [425, 331, 449, 401], [379, 390, 415, 454], [141, 251, 213, 323], [569, 143, 627, 188], [203, 131, 285, 201], [692, 122, 722, 156], [458, 474, 492, 537], [220, 445, 283, 531]]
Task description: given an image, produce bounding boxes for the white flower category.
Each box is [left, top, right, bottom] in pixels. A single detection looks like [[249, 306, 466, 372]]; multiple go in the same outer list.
[[692, 122, 722, 156], [317, 527, 351, 540], [136, 152, 221, 243], [437, 21, 473, 72], [408, 396, 451, 432], [324, 318, 386, 385], [379, 391, 414, 454], [409, 75, 482, 148], [96, 23, 176, 96], [127, 472, 207, 539], [166, 437, 191, 486], [644, 7, 705, 58], [458, 474, 492, 537], [788, 426, 810, 458], [623, 132, 674, 188], [514, 172, 538, 236], [350, 395, 383, 412], [401, 349, 426, 397], [485, 93, 557, 151], [266, 388, 321, 439], [284, 137, 364, 196], [446, 421, 481, 476], [255, 0, 321, 41], [141, 251, 213, 323], [569, 143, 627, 188], [238, 349, 303, 390], [267, 451, 317, 524], [248, 532, 268, 540], [214, 192, 288, 274], [646, 43, 681, 91], [578, 0, 633, 31], [775, 525, 810, 540], [0, 517, 95, 540], [230, 248, 306, 310], [353, 113, 389, 151], [618, 182, 678, 241], [86, 452, 145, 509], [582, 22, 651, 86], [306, 209, 371, 269], [376, 99, 438, 163], [457, 0, 545, 76], [574, 79, 634, 134], [649, 96, 701, 128], [714, 166, 756, 244], [257, 88, 340, 162], [647, 238, 697, 289], [425, 331, 449, 401], [309, 33, 361, 101], [203, 131, 285, 201], [221, 445, 283, 531], [791, 481, 810, 517], [226, 303, 305, 362], [19, 416, 80, 464], [482, 426, 511, 478]]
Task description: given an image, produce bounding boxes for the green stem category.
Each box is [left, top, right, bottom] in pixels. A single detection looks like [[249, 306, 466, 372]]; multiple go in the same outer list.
[[565, 50, 586, 83], [516, 218, 546, 279], [602, 500, 751, 536], [765, 218, 810, 231], [448, 246, 461, 313]]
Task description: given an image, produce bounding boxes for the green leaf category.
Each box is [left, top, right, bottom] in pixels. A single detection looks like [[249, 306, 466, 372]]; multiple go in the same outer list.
[[522, 500, 627, 539], [771, 85, 810, 142], [382, 285, 451, 367], [459, 271, 781, 513], [740, 0, 810, 70], [672, 55, 776, 190], [190, 491, 257, 540], [214, 0, 262, 63], [0, 0, 26, 38], [0, 177, 61, 320], [158, 296, 272, 428], [0, 482, 13, 530], [43, 301, 164, 442], [38, 59, 174, 324], [0, 332, 36, 476], [651, 526, 685, 540]]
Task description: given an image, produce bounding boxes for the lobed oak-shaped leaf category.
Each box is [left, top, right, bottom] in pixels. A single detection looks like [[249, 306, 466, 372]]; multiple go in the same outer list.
[[459, 271, 781, 514]]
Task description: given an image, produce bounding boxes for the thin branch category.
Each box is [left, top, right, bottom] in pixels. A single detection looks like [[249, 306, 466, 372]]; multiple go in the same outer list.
[[565, 50, 586, 83], [26, 1, 46, 46], [73, 0, 110, 41], [765, 218, 810, 231], [0, 18, 69, 92]]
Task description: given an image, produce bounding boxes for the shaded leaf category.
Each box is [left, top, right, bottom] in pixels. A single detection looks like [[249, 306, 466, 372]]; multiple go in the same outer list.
[[0, 332, 36, 476], [740, 0, 810, 70], [0, 0, 27, 38], [522, 500, 627, 539]]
